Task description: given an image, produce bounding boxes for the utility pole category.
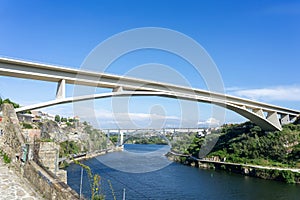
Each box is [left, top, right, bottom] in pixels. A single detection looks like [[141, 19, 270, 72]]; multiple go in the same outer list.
[[79, 167, 83, 199], [122, 188, 126, 200]]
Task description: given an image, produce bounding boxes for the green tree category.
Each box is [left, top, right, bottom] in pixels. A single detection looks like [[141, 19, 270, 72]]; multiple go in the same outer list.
[[55, 115, 60, 122], [61, 117, 68, 122], [110, 135, 118, 144], [0, 98, 20, 108]]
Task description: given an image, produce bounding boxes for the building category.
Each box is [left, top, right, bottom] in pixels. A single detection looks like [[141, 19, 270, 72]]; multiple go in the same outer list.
[[17, 113, 34, 123], [31, 110, 55, 121]]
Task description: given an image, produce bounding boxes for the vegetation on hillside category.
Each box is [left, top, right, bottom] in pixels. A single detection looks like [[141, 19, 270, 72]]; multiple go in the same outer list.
[[181, 122, 300, 168], [59, 141, 81, 158], [54, 114, 79, 124], [21, 122, 33, 129], [0, 149, 11, 164], [84, 124, 108, 151], [125, 135, 168, 145], [0, 98, 20, 108]]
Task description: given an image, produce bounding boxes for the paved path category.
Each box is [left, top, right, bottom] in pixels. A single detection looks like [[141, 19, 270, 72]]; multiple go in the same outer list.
[[0, 133, 44, 200], [169, 152, 300, 173], [0, 159, 44, 200], [198, 158, 300, 173]]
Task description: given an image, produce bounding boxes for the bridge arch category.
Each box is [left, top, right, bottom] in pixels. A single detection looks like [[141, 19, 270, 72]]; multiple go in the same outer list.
[[1, 57, 299, 132], [15, 90, 299, 131]]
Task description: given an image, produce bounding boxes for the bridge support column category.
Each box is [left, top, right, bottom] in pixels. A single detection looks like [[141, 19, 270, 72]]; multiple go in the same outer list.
[[280, 114, 290, 125], [120, 131, 124, 146], [253, 108, 265, 118], [290, 116, 297, 122], [106, 130, 110, 145], [266, 111, 281, 130], [113, 86, 123, 92], [56, 79, 66, 99]]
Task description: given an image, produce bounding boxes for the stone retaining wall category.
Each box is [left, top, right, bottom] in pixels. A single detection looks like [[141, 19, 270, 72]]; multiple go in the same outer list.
[[1, 104, 80, 199], [23, 161, 79, 200]]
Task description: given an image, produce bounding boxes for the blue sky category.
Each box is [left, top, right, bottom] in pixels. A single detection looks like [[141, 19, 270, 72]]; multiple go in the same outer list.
[[1, 0, 300, 129]]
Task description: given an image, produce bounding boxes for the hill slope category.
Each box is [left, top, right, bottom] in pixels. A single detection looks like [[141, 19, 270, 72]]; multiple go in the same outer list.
[[186, 122, 300, 168]]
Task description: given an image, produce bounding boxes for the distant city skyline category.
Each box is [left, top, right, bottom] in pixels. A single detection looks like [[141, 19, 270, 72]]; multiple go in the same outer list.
[[1, 0, 300, 129]]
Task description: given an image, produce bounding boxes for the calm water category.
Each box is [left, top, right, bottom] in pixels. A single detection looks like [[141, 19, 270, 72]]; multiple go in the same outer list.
[[67, 144, 300, 200]]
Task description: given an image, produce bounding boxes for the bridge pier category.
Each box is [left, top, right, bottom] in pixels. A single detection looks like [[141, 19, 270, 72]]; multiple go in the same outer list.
[[266, 111, 281, 130], [119, 131, 124, 146], [280, 114, 290, 125], [56, 79, 65, 99], [290, 116, 297, 122], [253, 108, 264, 118], [113, 86, 123, 92], [105, 130, 110, 145], [280, 114, 298, 125]]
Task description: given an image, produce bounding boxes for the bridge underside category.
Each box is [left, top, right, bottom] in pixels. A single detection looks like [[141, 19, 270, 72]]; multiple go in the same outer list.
[[1, 57, 299, 132], [15, 91, 298, 131]]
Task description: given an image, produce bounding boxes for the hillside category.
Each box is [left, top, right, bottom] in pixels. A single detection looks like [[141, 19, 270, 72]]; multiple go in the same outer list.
[[33, 120, 115, 159], [185, 122, 300, 168]]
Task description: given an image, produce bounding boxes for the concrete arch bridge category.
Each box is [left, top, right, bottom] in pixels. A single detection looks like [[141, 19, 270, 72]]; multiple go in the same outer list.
[[0, 57, 299, 131]]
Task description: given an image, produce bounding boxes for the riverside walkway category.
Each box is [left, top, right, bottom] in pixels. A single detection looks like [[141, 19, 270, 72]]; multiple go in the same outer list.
[[168, 151, 300, 173], [0, 158, 44, 200], [199, 158, 300, 173]]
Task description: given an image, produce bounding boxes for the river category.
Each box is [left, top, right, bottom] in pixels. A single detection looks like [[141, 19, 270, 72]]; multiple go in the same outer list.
[[67, 144, 300, 200]]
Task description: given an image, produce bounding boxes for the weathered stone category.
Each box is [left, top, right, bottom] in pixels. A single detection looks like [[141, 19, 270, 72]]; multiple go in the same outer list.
[[0, 104, 79, 199], [22, 197, 36, 200], [17, 189, 26, 196]]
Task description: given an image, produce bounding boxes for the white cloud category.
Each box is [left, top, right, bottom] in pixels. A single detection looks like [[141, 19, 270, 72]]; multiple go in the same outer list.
[[85, 108, 179, 121], [74, 107, 180, 128], [230, 85, 300, 101], [198, 117, 220, 127], [226, 86, 244, 92], [41, 104, 74, 117]]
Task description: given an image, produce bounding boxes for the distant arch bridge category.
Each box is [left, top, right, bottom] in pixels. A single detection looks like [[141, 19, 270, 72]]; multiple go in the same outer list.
[[0, 57, 299, 131]]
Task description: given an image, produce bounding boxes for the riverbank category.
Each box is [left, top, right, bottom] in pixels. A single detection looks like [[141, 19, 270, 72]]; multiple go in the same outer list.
[[166, 151, 300, 184], [60, 146, 124, 168], [74, 146, 124, 161]]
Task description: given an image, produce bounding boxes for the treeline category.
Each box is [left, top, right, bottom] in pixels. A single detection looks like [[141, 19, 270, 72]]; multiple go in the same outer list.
[[127, 136, 168, 145], [54, 115, 78, 123]]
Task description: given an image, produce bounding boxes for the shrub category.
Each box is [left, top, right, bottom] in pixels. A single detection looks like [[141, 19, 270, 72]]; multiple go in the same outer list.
[[281, 170, 296, 184], [0, 150, 11, 164], [3, 153, 11, 164], [22, 123, 33, 129]]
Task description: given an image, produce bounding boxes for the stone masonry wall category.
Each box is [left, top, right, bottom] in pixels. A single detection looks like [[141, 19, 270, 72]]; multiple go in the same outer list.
[[1, 104, 78, 199], [23, 161, 79, 200]]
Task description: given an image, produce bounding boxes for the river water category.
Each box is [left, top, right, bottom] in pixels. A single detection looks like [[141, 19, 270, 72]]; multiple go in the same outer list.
[[67, 144, 300, 200]]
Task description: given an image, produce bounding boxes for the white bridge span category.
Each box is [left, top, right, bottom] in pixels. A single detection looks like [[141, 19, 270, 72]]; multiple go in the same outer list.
[[0, 57, 299, 131]]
